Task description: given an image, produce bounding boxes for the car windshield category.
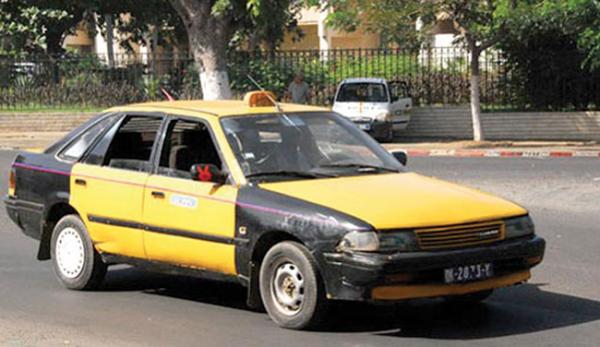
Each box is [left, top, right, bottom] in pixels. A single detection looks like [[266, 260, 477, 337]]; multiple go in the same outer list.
[[221, 112, 403, 182], [336, 82, 389, 103]]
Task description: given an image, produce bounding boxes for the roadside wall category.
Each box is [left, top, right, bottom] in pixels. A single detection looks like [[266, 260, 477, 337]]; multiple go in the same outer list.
[[0, 113, 96, 133], [398, 106, 600, 141], [1, 108, 600, 141]]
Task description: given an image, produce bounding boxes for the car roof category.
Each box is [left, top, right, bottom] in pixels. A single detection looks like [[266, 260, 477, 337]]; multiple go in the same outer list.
[[105, 100, 329, 118], [340, 77, 387, 84]]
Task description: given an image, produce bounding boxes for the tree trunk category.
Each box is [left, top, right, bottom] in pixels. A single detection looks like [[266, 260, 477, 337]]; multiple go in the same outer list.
[[105, 14, 115, 68], [191, 35, 232, 100], [170, 0, 233, 100], [469, 48, 484, 141], [45, 29, 64, 55]]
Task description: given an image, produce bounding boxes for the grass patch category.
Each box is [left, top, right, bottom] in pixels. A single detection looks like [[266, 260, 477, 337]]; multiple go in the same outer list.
[[0, 105, 103, 114]]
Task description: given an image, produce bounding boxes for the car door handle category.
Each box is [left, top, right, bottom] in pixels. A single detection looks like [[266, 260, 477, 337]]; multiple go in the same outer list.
[[74, 178, 87, 186], [151, 191, 165, 199]]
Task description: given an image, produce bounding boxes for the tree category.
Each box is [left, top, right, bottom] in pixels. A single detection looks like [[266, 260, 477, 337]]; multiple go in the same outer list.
[[0, 1, 75, 55], [0, 1, 129, 56], [169, 0, 301, 100], [498, 0, 600, 110], [320, 0, 524, 141], [323, 0, 428, 50]]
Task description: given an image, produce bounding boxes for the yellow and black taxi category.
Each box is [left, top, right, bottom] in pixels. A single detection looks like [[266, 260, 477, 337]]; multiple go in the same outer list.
[[4, 92, 545, 329]]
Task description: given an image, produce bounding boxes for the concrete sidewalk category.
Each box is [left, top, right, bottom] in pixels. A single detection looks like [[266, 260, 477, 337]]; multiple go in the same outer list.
[[0, 131, 599, 157], [384, 140, 600, 158], [0, 132, 67, 151]]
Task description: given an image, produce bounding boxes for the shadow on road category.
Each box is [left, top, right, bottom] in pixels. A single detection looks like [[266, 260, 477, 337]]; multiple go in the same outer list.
[[102, 267, 600, 338]]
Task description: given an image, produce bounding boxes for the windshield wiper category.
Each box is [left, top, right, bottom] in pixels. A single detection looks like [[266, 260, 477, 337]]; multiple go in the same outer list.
[[246, 170, 335, 179], [318, 163, 399, 173]]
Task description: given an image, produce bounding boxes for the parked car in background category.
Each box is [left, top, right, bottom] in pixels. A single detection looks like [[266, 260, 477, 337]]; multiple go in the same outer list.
[[332, 78, 412, 142]]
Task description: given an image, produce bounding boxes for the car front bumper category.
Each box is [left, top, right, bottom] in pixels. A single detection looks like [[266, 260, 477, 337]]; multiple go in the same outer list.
[[320, 235, 545, 302]]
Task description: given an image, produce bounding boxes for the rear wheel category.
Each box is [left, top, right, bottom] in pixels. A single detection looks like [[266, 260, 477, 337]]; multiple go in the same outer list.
[[259, 241, 329, 330], [50, 215, 107, 290], [444, 289, 494, 304]]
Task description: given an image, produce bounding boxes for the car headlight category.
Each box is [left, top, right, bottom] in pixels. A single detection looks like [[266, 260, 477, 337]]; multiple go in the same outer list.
[[378, 230, 419, 252], [337, 230, 379, 252], [374, 111, 392, 122], [337, 230, 419, 252], [504, 215, 535, 239]]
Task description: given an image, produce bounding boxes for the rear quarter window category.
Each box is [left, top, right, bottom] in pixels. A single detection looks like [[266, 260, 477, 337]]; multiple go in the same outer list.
[[57, 114, 118, 162]]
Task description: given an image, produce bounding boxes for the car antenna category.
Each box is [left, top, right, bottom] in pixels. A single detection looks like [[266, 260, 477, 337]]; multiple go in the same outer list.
[[246, 74, 283, 113]]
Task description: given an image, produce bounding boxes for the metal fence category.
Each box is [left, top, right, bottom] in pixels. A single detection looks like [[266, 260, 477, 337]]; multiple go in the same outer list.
[[0, 48, 598, 112]]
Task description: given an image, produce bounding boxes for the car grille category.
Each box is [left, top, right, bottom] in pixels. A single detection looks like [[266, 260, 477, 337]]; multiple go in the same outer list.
[[415, 221, 505, 250]]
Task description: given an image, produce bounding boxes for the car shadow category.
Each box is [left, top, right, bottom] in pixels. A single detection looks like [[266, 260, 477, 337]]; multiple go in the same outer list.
[[324, 283, 600, 339], [102, 266, 250, 311], [102, 267, 600, 339]]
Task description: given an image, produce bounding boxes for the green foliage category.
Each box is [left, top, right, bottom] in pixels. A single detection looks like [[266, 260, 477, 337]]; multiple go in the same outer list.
[[316, 0, 428, 49], [0, 0, 188, 56], [227, 49, 474, 105], [497, 0, 600, 110], [0, 2, 70, 54]]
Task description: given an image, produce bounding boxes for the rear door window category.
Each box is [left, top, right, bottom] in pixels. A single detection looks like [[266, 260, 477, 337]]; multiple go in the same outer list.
[[102, 116, 163, 172]]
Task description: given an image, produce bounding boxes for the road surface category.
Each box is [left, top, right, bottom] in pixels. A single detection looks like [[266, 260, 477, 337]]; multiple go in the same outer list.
[[0, 150, 598, 347]]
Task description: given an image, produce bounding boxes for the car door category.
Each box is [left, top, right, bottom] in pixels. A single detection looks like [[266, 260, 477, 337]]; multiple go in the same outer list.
[[142, 116, 238, 275], [70, 114, 164, 259]]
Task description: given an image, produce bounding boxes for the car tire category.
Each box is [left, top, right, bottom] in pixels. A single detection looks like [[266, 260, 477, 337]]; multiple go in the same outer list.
[[444, 289, 494, 304], [259, 241, 329, 330], [50, 214, 107, 290], [379, 127, 394, 143]]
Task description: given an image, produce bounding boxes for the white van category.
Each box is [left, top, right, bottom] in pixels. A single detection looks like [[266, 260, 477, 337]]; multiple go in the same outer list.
[[332, 78, 412, 142]]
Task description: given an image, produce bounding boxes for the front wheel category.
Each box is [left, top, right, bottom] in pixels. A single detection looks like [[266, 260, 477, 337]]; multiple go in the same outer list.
[[50, 214, 107, 290], [378, 126, 395, 143], [259, 241, 329, 330]]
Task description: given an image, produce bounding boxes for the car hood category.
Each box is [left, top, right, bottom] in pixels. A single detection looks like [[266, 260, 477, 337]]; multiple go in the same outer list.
[[259, 172, 527, 230]]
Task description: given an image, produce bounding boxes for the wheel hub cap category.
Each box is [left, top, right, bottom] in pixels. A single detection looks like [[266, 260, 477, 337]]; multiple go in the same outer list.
[[55, 227, 85, 279], [271, 262, 305, 315]]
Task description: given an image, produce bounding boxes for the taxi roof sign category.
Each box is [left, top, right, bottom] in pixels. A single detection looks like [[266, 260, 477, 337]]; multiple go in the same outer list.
[[244, 91, 277, 107]]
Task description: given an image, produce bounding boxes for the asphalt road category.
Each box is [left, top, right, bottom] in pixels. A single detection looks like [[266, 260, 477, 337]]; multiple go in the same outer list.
[[0, 150, 599, 347]]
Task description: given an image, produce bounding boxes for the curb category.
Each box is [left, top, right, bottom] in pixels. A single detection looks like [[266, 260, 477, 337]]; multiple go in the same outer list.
[[396, 149, 600, 158]]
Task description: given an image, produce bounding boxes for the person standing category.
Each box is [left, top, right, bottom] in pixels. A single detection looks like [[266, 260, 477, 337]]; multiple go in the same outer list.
[[286, 72, 310, 104]]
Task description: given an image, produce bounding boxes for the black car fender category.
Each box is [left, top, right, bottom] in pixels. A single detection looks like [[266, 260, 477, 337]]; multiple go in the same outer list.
[[37, 191, 76, 260], [233, 185, 373, 306]]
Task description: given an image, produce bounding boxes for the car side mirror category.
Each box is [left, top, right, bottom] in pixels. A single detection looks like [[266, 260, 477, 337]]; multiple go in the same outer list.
[[391, 151, 408, 166], [191, 164, 227, 184], [391, 95, 399, 102]]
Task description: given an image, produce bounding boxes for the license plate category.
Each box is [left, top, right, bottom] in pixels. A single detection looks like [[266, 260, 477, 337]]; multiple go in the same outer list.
[[357, 123, 371, 131], [444, 263, 493, 284]]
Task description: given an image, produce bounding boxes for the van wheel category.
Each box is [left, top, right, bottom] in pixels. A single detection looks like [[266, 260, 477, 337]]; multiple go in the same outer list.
[[259, 241, 329, 330], [50, 215, 107, 290], [444, 289, 494, 304], [379, 127, 394, 143]]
